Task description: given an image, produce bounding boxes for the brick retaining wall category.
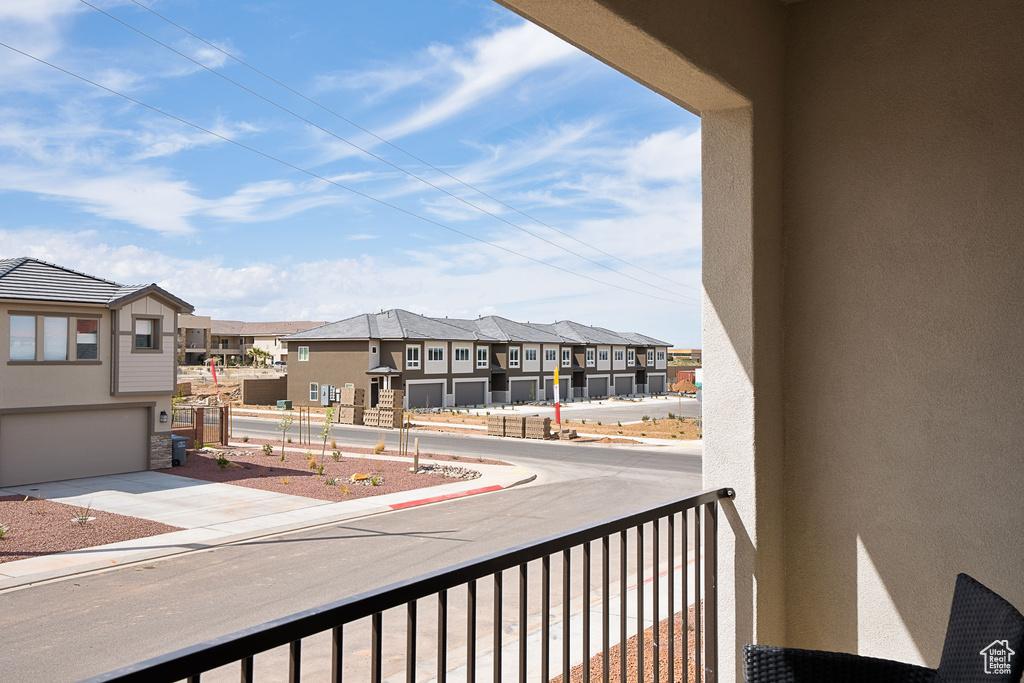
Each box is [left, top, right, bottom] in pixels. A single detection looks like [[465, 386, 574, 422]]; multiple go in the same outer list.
[[242, 377, 288, 405]]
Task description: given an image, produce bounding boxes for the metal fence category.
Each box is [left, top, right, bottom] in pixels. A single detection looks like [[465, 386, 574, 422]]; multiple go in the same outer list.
[[171, 406, 229, 446], [82, 487, 733, 683]]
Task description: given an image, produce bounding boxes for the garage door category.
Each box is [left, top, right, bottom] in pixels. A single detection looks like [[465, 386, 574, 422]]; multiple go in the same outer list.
[[510, 379, 536, 402], [615, 376, 633, 395], [587, 377, 608, 398], [454, 381, 486, 406], [649, 375, 665, 393], [407, 382, 445, 409], [544, 378, 571, 401], [0, 408, 149, 487]]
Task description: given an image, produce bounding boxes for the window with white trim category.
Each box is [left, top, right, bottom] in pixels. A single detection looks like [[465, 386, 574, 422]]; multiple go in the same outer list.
[[9, 315, 35, 361], [406, 345, 420, 369], [627, 349, 635, 366], [525, 348, 537, 362], [454, 346, 470, 362], [508, 347, 520, 368], [648, 350, 655, 365], [598, 350, 609, 362], [427, 346, 444, 362], [476, 346, 489, 368], [298, 346, 309, 361], [309, 382, 319, 402], [561, 348, 571, 367], [656, 350, 665, 362], [545, 349, 557, 362], [134, 318, 157, 351], [585, 348, 595, 367], [614, 350, 624, 362]]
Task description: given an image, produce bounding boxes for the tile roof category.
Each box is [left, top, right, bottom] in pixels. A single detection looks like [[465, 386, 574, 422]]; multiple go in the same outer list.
[[282, 308, 669, 346], [0, 257, 192, 311], [210, 320, 327, 336]]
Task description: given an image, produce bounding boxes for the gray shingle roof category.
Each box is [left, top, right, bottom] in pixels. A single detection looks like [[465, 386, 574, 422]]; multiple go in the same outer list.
[[210, 320, 327, 336], [0, 257, 192, 311], [282, 308, 669, 346]]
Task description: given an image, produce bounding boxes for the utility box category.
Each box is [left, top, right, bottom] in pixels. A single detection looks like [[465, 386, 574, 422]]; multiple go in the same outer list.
[[171, 435, 189, 467]]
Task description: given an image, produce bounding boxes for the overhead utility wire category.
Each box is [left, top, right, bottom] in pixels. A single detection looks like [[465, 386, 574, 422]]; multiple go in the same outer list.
[[85, 0, 698, 304], [0, 41, 697, 308], [125, 0, 700, 295]]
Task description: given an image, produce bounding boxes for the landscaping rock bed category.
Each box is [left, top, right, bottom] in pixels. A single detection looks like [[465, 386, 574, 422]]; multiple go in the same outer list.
[[158, 444, 488, 502], [0, 496, 182, 565]]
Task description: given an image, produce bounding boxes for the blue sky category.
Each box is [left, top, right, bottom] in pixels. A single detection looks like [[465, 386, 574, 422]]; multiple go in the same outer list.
[[0, 0, 702, 346]]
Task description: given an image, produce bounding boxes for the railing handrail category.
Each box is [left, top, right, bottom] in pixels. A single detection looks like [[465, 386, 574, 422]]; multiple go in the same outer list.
[[81, 487, 734, 683]]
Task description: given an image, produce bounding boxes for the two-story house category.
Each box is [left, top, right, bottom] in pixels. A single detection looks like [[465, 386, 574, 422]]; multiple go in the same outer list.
[[282, 309, 669, 409], [0, 258, 192, 487]]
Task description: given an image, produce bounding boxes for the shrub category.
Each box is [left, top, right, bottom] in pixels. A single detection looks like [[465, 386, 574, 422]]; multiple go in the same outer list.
[[332, 451, 341, 462], [262, 443, 273, 456], [242, 435, 249, 443], [216, 454, 229, 470], [0, 522, 9, 540], [325, 477, 337, 486], [280, 477, 290, 485]]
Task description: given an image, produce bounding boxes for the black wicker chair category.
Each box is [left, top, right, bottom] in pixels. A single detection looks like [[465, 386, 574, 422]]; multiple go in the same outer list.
[[745, 573, 1024, 682]]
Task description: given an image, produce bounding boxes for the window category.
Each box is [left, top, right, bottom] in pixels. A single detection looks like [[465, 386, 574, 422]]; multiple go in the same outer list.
[[656, 350, 665, 362], [371, 345, 377, 354], [561, 348, 571, 367], [586, 348, 595, 367], [599, 350, 609, 362], [508, 347, 520, 368], [43, 317, 68, 360], [627, 349, 635, 366], [427, 346, 445, 362], [406, 345, 420, 369], [454, 347, 470, 362], [525, 348, 537, 362], [9, 315, 35, 361], [614, 350, 624, 362], [476, 346, 489, 368], [134, 319, 155, 350], [648, 350, 655, 365], [76, 319, 98, 360], [309, 382, 319, 402], [545, 349, 557, 362], [298, 346, 310, 361]]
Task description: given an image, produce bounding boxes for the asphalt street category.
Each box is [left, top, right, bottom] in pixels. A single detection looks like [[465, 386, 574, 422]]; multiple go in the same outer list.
[[0, 427, 703, 682]]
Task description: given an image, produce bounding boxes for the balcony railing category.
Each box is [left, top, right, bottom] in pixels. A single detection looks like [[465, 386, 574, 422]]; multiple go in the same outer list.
[[82, 487, 734, 683]]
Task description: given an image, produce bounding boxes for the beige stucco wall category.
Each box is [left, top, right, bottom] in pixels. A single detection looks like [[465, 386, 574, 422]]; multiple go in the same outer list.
[[781, 0, 1024, 665]]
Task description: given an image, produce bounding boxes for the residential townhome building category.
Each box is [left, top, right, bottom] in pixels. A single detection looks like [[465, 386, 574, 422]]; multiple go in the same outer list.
[[281, 309, 669, 409], [176, 318, 326, 366], [0, 257, 192, 487]]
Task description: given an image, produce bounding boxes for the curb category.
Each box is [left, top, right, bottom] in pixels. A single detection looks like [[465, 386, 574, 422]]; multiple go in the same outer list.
[[0, 471, 536, 594]]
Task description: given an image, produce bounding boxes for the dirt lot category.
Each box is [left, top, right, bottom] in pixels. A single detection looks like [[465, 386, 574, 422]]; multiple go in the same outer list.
[[407, 410, 701, 440], [160, 440, 508, 503], [0, 496, 182, 565]]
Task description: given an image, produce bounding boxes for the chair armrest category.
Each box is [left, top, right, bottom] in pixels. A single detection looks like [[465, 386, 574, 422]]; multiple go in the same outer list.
[[744, 644, 938, 683]]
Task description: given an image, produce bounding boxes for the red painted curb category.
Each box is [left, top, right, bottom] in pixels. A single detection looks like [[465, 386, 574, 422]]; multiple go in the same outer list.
[[389, 484, 503, 510]]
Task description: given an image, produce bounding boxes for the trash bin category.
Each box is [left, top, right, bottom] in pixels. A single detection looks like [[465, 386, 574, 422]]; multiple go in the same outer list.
[[171, 435, 189, 467]]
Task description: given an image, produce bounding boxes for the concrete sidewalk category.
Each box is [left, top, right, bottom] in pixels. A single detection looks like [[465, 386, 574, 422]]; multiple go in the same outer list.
[[0, 453, 534, 592]]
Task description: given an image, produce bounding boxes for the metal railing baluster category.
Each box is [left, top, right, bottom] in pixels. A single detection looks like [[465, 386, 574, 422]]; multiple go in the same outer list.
[[654, 518, 660, 683], [438, 589, 448, 683], [542, 554, 550, 683], [494, 571, 503, 683], [638, 523, 645, 683], [519, 563, 528, 683], [668, 513, 675, 683], [563, 548, 572, 683], [187, 675, 200, 683], [683, 509, 689, 683], [602, 535, 610, 683], [694, 508, 702, 683], [332, 625, 343, 683], [407, 604, 416, 683], [371, 613, 383, 683], [620, 530, 628, 683], [467, 580, 477, 683], [289, 640, 301, 683], [704, 502, 718, 683], [240, 655, 253, 683]]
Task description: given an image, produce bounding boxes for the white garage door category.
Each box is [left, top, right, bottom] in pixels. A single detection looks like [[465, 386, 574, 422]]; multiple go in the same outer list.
[[587, 377, 608, 398], [407, 382, 445, 409], [0, 408, 149, 487], [510, 379, 536, 402], [649, 375, 665, 393], [454, 381, 486, 406], [615, 376, 633, 395]]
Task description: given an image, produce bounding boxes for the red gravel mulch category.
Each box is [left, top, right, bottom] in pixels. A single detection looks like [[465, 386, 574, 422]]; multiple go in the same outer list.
[[551, 603, 704, 683], [232, 437, 509, 466], [0, 496, 183, 565], [157, 443, 496, 503]]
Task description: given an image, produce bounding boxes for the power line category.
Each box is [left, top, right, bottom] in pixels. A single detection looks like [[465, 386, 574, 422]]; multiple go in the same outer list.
[[81, 0, 699, 304], [0, 40, 699, 308], [125, 0, 701, 295]]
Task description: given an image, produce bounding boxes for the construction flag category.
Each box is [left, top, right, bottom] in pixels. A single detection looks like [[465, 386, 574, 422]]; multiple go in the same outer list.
[[554, 366, 561, 425]]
